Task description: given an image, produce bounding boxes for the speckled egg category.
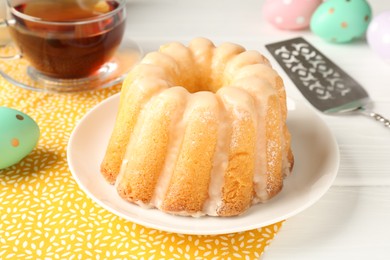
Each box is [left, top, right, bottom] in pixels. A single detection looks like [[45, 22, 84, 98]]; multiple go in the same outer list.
[[263, 0, 322, 30], [0, 107, 40, 169], [367, 11, 390, 64], [310, 0, 372, 43]]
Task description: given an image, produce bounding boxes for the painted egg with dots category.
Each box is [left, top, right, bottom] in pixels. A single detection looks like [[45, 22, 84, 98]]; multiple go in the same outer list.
[[262, 0, 322, 30], [0, 107, 40, 169], [310, 0, 372, 43], [367, 11, 390, 64]]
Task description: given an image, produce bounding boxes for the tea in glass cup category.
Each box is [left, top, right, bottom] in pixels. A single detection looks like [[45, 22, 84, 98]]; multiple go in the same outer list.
[[0, 0, 140, 92]]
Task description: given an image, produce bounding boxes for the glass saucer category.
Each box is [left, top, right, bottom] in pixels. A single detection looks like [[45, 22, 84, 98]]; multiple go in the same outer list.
[[0, 37, 143, 93]]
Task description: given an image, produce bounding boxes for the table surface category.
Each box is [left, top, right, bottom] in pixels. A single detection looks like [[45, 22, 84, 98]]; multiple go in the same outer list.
[[124, 0, 390, 259]]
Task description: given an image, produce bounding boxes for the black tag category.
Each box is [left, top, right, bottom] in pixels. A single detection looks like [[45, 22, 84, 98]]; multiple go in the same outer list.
[[266, 37, 368, 112]]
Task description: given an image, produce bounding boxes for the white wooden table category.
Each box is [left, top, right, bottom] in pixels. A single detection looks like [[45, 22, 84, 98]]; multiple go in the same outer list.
[[125, 0, 390, 258]]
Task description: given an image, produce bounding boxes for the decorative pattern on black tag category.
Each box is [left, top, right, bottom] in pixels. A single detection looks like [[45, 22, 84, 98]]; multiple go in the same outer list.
[[266, 37, 368, 112]]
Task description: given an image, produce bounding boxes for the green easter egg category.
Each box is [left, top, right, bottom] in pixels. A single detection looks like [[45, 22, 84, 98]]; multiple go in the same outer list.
[[310, 0, 372, 43], [0, 107, 40, 169]]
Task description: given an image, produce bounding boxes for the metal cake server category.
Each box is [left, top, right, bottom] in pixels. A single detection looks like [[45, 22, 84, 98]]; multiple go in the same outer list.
[[266, 37, 390, 128]]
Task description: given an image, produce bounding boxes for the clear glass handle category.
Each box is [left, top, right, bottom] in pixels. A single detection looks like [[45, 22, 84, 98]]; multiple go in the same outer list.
[[0, 19, 22, 60]]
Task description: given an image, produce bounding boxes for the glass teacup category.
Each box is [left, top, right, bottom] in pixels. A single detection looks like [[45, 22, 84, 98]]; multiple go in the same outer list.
[[0, 0, 141, 92]]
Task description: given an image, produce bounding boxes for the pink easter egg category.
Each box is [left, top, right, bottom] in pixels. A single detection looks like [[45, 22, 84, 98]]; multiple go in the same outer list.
[[263, 0, 323, 30], [367, 11, 390, 64]]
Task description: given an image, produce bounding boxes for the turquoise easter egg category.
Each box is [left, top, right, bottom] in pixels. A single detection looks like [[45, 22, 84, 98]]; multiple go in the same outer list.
[[0, 107, 40, 169], [310, 0, 372, 43]]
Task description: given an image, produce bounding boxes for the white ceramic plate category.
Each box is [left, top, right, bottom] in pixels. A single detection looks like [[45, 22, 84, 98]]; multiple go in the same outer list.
[[67, 93, 339, 235]]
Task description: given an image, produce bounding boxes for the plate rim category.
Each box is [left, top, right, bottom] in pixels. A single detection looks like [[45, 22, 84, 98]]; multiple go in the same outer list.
[[67, 93, 340, 235]]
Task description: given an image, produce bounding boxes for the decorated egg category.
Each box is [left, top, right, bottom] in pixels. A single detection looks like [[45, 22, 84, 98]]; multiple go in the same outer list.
[[262, 0, 322, 30], [310, 0, 372, 43], [0, 107, 40, 169], [367, 11, 390, 64]]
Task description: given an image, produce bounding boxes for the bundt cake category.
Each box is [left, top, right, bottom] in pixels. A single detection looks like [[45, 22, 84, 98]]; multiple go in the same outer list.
[[101, 38, 294, 217]]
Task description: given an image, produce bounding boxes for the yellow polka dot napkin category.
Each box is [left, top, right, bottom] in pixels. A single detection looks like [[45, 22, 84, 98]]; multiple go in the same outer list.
[[0, 57, 284, 259]]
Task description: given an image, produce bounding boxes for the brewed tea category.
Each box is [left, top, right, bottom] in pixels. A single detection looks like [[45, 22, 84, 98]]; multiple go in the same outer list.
[[18, 0, 114, 21], [9, 0, 125, 78]]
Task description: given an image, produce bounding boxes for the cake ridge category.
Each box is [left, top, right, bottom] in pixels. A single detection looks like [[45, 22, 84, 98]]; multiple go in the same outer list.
[[216, 86, 257, 216], [201, 91, 231, 216], [161, 91, 220, 214], [150, 87, 189, 209]]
